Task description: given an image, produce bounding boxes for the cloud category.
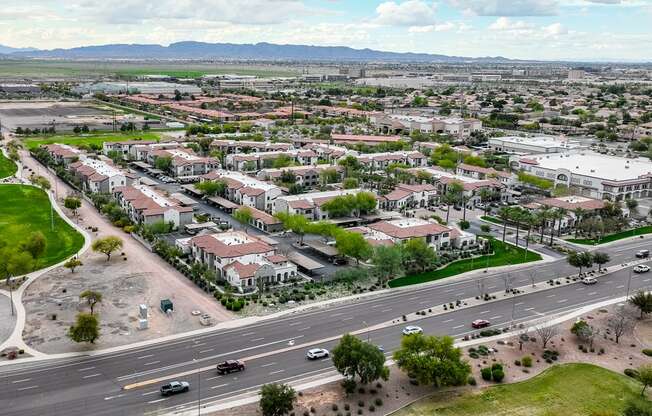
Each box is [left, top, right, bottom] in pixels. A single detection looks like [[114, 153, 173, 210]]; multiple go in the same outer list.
[[488, 16, 532, 30], [408, 21, 469, 32], [374, 0, 438, 26], [448, 0, 559, 16]]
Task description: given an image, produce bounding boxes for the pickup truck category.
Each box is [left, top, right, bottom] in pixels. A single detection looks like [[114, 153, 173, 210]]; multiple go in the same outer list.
[[160, 381, 190, 396], [216, 360, 246, 375]]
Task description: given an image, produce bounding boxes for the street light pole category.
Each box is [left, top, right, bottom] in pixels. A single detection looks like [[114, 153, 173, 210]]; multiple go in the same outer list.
[[626, 267, 633, 300]]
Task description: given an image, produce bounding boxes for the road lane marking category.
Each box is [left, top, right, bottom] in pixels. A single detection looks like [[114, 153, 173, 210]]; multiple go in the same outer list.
[[381, 308, 392, 313], [408, 296, 419, 300], [419, 301, 429, 305], [515, 302, 524, 306], [17, 385, 38, 391], [104, 394, 125, 401], [241, 332, 256, 337], [78, 366, 96, 372], [288, 322, 302, 326], [452, 324, 464, 329], [490, 315, 502, 320], [330, 312, 344, 317], [11, 378, 31, 384], [205, 376, 222, 381], [370, 305, 380, 309], [199, 349, 214, 354], [443, 318, 454, 323], [144, 361, 161, 366], [148, 398, 168, 404], [191, 343, 206, 348], [557, 299, 568, 303], [137, 354, 154, 360], [444, 288, 455, 293], [269, 369, 285, 375], [342, 317, 354, 321], [210, 383, 229, 390], [576, 287, 585, 291], [588, 292, 598, 296], [546, 294, 556, 298], [250, 338, 265, 342], [644, 279, 651, 282], [616, 285, 624, 289], [297, 327, 311, 331], [83, 373, 102, 379], [479, 310, 490, 314], [260, 362, 277, 368], [455, 293, 465, 297], [524, 307, 535, 311], [142, 390, 159, 396]]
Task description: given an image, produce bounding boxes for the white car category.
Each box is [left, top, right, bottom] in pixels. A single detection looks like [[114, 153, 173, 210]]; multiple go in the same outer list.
[[306, 348, 329, 360], [634, 265, 650, 274], [402, 326, 423, 336], [581, 277, 597, 285]]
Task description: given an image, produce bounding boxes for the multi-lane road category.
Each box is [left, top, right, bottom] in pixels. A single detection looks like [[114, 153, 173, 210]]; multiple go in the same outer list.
[[1, 237, 650, 416]]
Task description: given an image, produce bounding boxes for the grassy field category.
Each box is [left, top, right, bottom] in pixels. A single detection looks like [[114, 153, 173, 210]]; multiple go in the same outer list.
[[0, 185, 84, 268], [480, 215, 503, 224], [389, 238, 541, 288], [567, 225, 652, 245], [24, 131, 162, 150], [393, 364, 644, 416], [0, 151, 17, 178], [0, 60, 299, 78]]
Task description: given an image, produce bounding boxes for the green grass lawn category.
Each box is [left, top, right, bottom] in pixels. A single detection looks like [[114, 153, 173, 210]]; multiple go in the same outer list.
[[393, 364, 644, 416], [567, 225, 652, 245], [389, 238, 541, 288], [0, 151, 17, 178], [24, 132, 162, 150], [0, 185, 84, 268], [480, 215, 503, 224]]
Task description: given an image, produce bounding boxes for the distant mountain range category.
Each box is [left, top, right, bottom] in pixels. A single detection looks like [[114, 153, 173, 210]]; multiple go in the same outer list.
[[0, 44, 38, 54], [2, 41, 515, 63]]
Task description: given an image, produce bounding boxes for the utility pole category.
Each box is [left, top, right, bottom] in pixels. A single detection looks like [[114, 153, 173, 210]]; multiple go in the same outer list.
[[626, 267, 633, 300]]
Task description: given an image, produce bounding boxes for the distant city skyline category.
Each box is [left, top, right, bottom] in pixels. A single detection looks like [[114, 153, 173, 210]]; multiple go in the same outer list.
[[0, 0, 651, 61]]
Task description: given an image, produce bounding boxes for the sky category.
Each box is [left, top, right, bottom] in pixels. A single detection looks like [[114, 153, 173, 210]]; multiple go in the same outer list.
[[0, 0, 651, 61]]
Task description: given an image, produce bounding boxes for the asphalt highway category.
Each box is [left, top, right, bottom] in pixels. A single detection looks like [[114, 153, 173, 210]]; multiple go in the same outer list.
[[1, 238, 651, 416]]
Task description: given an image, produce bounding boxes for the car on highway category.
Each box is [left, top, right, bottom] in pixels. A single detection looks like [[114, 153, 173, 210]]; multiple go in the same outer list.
[[581, 277, 598, 285], [160, 381, 190, 396], [402, 326, 423, 336], [471, 319, 491, 329], [634, 264, 650, 273], [636, 250, 650, 258], [216, 360, 246, 374], [306, 348, 330, 360]]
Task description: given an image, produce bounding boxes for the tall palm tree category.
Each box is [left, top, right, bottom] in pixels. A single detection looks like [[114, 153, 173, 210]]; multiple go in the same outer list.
[[538, 206, 551, 244], [498, 206, 512, 243], [524, 212, 537, 252], [556, 207, 568, 237], [572, 207, 586, 239], [511, 207, 525, 248], [549, 208, 563, 245]]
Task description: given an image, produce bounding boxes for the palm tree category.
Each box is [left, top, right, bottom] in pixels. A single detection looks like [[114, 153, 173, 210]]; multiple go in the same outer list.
[[511, 207, 525, 248], [461, 194, 470, 222], [498, 206, 512, 243], [478, 188, 493, 216], [572, 207, 586, 239], [549, 209, 563, 246], [537, 206, 551, 244], [556, 207, 568, 237], [523, 211, 537, 252]]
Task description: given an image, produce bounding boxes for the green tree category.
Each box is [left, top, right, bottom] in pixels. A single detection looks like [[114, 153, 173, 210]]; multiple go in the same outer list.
[[233, 206, 254, 228], [80, 290, 103, 315], [272, 154, 295, 169], [335, 231, 372, 265], [401, 238, 437, 274], [319, 168, 339, 185], [21, 231, 46, 261], [342, 177, 359, 189], [592, 252, 610, 272], [64, 196, 82, 216], [332, 334, 389, 384], [355, 191, 377, 215], [195, 180, 226, 197], [68, 313, 100, 344], [372, 244, 404, 283], [63, 257, 83, 273], [629, 291, 652, 319], [259, 383, 296, 416], [393, 334, 470, 387], [154, 155, 172, 171], [638, 365, 652, 396], [567, 251, 593, 276], [92, 236, 123, 261], [497, 206, 512, 243], [276, 213, 310, 245]]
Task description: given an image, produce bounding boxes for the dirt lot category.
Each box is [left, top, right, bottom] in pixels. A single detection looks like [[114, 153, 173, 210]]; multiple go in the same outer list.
[[207, 305, 652, 416], [20, 153, 233, 354]]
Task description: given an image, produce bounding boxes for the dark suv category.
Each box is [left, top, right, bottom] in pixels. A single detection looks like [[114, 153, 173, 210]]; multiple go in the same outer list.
[[160, 381, 190, 396], [636, 250, 650, 258], [216, 360, 246, 375]]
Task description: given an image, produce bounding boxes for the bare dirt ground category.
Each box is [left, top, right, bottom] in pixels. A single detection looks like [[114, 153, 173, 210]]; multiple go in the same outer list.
[[207, 305, 652, 416], [20, 153, 232, 353]]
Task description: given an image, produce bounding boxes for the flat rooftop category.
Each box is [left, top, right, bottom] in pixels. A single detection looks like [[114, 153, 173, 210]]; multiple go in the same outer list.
[[81, 158, 123, 177], [525, 152, 652, 181], [492, 136, 582, 149]]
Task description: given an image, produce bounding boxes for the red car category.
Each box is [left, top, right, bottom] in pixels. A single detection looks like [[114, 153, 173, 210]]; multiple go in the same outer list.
[[472, 319, 491, 329]]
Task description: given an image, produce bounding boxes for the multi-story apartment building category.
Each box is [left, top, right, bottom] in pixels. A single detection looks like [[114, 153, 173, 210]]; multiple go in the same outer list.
[[113, 184, 193, 228]]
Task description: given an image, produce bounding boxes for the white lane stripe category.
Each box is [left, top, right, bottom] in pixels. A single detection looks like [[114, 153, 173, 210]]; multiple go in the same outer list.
[[269, 369, 285, 375], [479, 310, 490, 314], [17, 385, 38, 391], [11, 378, 31, 384], [546, 294, 556, 298], [205, 376, 222, 381], [142, 390, 159, 396], [241, 332, 255, 337], [250, 337, 265, 342], [342, 317, 354, 321], [78, 366, 96, 372], [104, 394, 125, 401], [288, 322, 302, 326], [490, 315, 502, 320], [452, 324, 464, 329], [515, 302, 524, 306], [557, 299, 568, 303], [199, 349, 214, 354], [616, 285, 624, 289], [210, 383, 229, 390], [137, 354, 154, 360], [588, 292, 598, 296], [82, 373, 102, 379], [148, 398, 168, 404], [330, 313, 344, 317], [381, 308, 392, 313], [144, 361, 161, 366], [297, 327, 311, 331], [260, 362, 277, 368], [443, 318, 454, 323]]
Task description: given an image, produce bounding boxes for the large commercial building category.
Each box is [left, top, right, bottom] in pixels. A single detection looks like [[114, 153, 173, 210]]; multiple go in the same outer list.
[[512, 152, 652, 200], [370, 114, 482, 139], [488, 136, 585, 154]]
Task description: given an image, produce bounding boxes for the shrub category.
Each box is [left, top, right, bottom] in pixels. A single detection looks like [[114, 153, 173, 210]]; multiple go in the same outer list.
[[358, 400, 364, 407], [624, 368, 640, 379], [467, 376, 477, 386], [342, 379, 357, 394], [481, 367, 492, 381], [332, 404, 339, 411], [310, 407, 316, 413], [357, 410, 363, 415], [492, 368, 505, 382], [623, 397, 652, 416], [369, 405, 375, 412], [491, 363, 503, 372], [643, 349, 652, 357], [522, 356, 533, 367], [514, 360, 521, 366], [344, 404, 350, 411], [375, 398, 383, 406]]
